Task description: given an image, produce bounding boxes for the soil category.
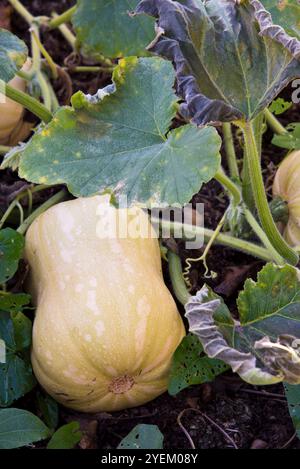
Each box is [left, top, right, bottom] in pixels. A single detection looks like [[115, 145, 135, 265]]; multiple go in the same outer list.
[[1, 0, 300, 450]]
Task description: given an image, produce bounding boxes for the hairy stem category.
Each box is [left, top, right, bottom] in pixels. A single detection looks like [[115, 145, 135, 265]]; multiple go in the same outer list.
[[48, 5, 77, 29], [241, 121, 298, 265], [222, 123, 240, 180], [264, 108, 287, 135]]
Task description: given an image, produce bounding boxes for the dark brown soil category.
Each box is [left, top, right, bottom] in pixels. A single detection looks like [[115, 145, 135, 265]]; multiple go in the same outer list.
[[1, 0, 300, 450]]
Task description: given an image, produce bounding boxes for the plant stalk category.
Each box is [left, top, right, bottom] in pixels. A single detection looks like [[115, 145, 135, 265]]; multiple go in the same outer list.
[[48, 6, 77, 29], [17, 189, 68, 235], [5, 83, 53, 123], [51, 13, 77, 50], [8, 0, 34, 25], [241, 121, 298, 265], [215, 169, 241, 206], [222, 123, 240, 180], [168, 251, 191, 306], [264, 108, 287, 135]]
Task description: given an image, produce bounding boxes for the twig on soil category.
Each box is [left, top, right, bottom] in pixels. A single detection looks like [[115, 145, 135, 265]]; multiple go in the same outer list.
[[177, 408, 238, 450], [239, 388, 285, 400], [280, 431, 297, 449]]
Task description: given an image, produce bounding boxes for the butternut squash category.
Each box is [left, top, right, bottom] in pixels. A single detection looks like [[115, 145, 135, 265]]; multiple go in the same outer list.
[[25, 196, 185, 412], [273, 150, 300, 247]]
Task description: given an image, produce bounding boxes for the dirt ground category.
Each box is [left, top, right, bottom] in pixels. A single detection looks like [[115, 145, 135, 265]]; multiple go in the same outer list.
[[1, 0, 299, 449]]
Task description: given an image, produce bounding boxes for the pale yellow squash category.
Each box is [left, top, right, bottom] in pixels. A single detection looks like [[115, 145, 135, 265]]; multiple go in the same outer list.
[[273, 150, 300, 247], [0, 58, 32, 145], [25, 196, 185, 412]]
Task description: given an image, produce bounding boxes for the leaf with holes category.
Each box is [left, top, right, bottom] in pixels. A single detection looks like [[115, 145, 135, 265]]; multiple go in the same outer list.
[[272, 123, 300, 149], [118, 424, 164, 449], [17, 57, 221, 205], [269, 98, 292, 115], [0, 292, 31, 313], [185, 264, 300, 385], [284, 384, 300, 438], [261, 0, 300, 40], [135, 0, 300, 125], [0, 229, 24, 284], [168, 334, 229, 396], [0, 28, 27, 83], [73, 0, 155, 59], [0, 311, 36, 407], [0, 408, 51, 449]]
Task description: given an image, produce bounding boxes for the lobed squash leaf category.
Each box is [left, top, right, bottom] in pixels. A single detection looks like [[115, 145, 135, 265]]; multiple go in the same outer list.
[[260, 0, 300, 41], [47, 422, 82, 449], [0, 408, 51, 449], [272, 123, 300, 149], [135, 0, 300, 125], [15, 57, 221, 206], [118, 424, 164, 449], [284, 383, 300, 439], [185, 263, 300, 385], [168, 334, 229, 396], [73, 0, 155, 59], [0, 310, 36, 406], [0, 28, 27, 83], [0, 228, 24, 283]]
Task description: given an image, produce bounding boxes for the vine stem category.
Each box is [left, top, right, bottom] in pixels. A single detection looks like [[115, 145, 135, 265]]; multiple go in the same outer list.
[[222, 123, 240, 180], [168, 251, 191, 306], [48, 5, 77, 29], [240, 121, 298, 266], [51, 13, 77, 50], [8, 0, 34, 25], [5, 83, 52, 123], [215, 169, 241, 205], [17, 189, 67, 235], [67, 66, 115, 73], [264, 108, 287, 135], [152, 217, 274, 263]]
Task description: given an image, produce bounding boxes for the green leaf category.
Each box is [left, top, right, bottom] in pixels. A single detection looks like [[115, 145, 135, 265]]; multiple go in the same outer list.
[[118, 424, 163, 449], [0, 28, 27, 83], [168, 334, 229, 396], [186, 264, 300, 385], [0, 291, 31, 313], [73, 0, 155, 59], [0, 311, 36, 406], [17, 57, 221, 205], [269, 98, 292, 115], [284, 384, 300, 439], [0, 229, 24, 283], [272, 123, 300, 150], [0, 408, 51, 449], [36, 391, 59, 430], [47, 422, 82, 449], [261, 0, 300, 40], [135, 0, 300, 124]]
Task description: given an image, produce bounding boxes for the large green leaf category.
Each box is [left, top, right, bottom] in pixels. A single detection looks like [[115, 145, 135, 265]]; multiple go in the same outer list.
[[261, 0, 300, 40], [47, 422, 82, 449], [0, 311, 36, 406], [0, 28, 27, 83], [0, 408, 51, 449], [73, 0, 155, 59], [168, 334, 229, 396], [17, 57, 221, 205], [135, 0, 300, 125], [284, 384, 300, 439], [0, 229, 24, 283], [186, 264, 300, 385], [118, 424, 164, 449]]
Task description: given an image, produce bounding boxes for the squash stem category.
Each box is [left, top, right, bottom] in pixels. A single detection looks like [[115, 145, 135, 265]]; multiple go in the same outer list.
[[264, 108, 287, 135], [152, 217, 275, 263], [222, 123, 240, 180], [8, 0, 34, 25], [17, 189, 68, 235], [48, 5, 77, 29], [240, 121, 298, 266], [214, 169, 241, 206], [168, 251, 191, 306], [50, 13, 77, 50], [5, 83, 53, 123]]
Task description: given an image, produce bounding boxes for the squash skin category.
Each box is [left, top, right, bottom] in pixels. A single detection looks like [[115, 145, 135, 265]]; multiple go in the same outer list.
[[26, 196, 185, 412], [0, 58, 32, 145], [273, 150, 300, 247]]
